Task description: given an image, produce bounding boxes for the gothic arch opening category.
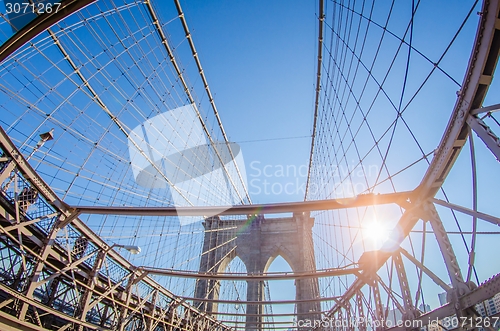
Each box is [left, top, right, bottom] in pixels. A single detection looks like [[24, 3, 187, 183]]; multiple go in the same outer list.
[[264, 245, 298, 274], [217, 256, 248, 327], [265, 255, 295, 327], [194, 214, 320, 330]]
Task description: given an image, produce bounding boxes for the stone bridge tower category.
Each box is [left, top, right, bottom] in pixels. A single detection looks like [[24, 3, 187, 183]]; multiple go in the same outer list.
[[194, 212, 321, 331]]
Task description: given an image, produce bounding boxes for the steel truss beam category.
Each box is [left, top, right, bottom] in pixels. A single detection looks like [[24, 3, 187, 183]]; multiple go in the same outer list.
[[356, 292, 367, 331], [467, 114, 500, 161], [179, 295, 341, 305], [424, 203, 469, 294], [399, 247, 451, 292], [138, 266, 359, 280], [433, 198, 500, 226], [417, 0, 500, 197], [371, 279, 385, 330], [0, 0, 95, 63], [204, 310, 329, 317], [71, 191, 413, 217], [393, 252, 416, 320], [76, 249, 108, 329], [387, 273, 500, 331], [18, 212, 67, 320], [0, 281, 112, 331], [0, 127, 230, 331], [322, 0, 500, 325], [471, 103, 500, 115]]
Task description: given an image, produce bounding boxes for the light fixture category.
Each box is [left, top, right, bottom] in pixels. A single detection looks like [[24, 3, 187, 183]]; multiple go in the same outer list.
[[25, 128, 55, 161], [37, 128, 54, 147], [113, 244, 141, 255]]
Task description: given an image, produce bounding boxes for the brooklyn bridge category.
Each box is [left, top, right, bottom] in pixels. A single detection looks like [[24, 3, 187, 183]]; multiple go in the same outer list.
[[0, 0, 499, 330]]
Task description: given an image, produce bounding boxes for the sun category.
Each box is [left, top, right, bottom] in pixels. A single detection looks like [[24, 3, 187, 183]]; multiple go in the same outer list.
[[362, 220, 390, 244]]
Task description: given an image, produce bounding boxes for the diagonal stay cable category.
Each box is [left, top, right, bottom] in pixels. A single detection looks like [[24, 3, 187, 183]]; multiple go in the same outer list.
[[45, 26, 194, 206], [143, 0, 250, 205], [172, 0, 251, 204]]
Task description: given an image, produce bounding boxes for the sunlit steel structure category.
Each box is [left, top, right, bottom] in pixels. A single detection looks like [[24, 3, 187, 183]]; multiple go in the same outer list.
[[0, 0, 499, 330]]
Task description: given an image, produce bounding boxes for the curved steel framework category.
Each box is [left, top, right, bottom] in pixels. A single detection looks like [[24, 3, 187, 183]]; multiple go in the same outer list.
[[306, 0, 500, 330], [0, 127, 229, 330], [0, 0, 96, 63], [0, 0, 499, 330]]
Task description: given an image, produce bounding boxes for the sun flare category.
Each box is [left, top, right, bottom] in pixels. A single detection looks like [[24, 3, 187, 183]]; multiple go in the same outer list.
[[363, 220, 390, 244]]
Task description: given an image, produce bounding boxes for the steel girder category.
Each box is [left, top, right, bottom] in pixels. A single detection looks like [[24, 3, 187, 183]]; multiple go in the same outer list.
[[0, 0, 96, 63], [70, 191, 413, 217], [393, 252, 415, 321], [320, 0, 500, 328], [387, 273, 500, 331], [0, 126, 230, 331], [417, 0, 500, 198], [466, 114, 500, 162]]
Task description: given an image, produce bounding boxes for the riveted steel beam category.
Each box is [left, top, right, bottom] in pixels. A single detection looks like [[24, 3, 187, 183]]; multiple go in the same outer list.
[[387, 273, 500, 331], [0, 0, 96, 63], [417, 0, 500, 198], [467, 114, 500, 161], [323, 0, 500, 322], [433, 198, 500, 227], [72, 191, 413, 217]]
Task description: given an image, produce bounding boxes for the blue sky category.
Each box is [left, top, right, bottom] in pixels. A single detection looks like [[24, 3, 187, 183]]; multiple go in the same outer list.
[[174, 1, 319, 322], [179, 0, 318, 204]]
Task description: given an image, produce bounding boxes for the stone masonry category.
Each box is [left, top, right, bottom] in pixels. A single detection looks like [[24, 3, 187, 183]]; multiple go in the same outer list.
[[194, 212, 321, 331]]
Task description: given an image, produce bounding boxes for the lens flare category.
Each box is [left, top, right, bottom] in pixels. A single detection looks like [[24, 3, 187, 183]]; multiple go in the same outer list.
[[363, 220, 390, 244]]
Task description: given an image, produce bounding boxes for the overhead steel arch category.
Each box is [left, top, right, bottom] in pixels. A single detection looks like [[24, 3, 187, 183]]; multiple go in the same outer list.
[[0, 0, 95, 63], [417, 0, 500, 198], [314, 0, 500, 324], [0, 0, 499, 330]]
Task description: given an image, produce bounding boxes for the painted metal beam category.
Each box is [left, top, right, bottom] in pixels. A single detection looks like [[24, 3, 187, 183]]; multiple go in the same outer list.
[[399, 247, 451, 292], [387, 272, 500, 331], [393, 252, 416, 320], [0, 280, 113, 330], [467, 114, 500, 161], [138, 266, 360, 281], [470, 103, 500, 115], [356, 292, 367, 331], [0, 0, 95, 63], [416, 0, 500, 198], [207, 310, 329, 317], [71, 191, 413, 217], [432, 198, 500, 227], [0, 127, 231, 331], [425, 203, 468, 293]]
